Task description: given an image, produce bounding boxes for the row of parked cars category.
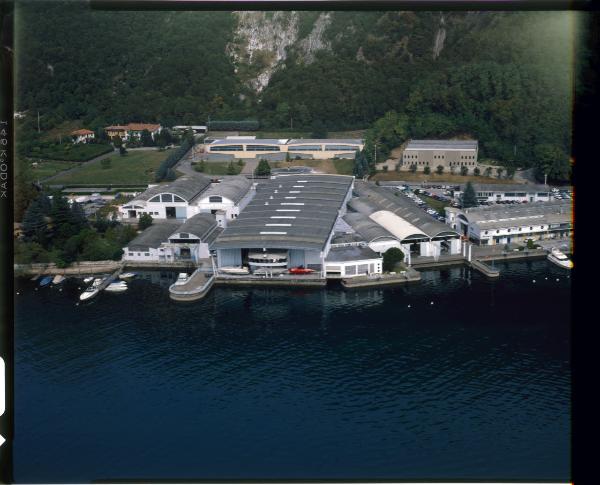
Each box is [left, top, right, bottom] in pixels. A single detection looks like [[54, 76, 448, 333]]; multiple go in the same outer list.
[[552, 187, 572, 200], [397, 187, 447, 223]]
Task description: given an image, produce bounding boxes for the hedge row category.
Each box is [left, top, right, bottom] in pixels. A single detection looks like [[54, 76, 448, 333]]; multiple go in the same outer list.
[[155, 138, 194, 182], [209, 120, 259, 131]]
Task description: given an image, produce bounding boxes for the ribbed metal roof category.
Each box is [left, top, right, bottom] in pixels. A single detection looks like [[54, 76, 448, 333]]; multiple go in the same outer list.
[[343, 212, 399, 244], [135, 174, 212, 203], [210, 138, 286, 146], [199, 176, 252, 204], [325, 245, 381, 262], [127, 221, 182, 251], [212, 174, 354, 250], [287, 139, 364, 145], [352, 181, 459, 238], [462, 200, 572, 229], [405, 139, 478, 150], [169, 213, 217, 240]]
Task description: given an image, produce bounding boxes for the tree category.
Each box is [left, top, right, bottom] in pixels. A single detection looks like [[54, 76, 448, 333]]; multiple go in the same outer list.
[[382, 247, 404, 272], [532, 144, 570, 182], [140, 129, 154, 147], [255, 159, 271, 177], [424, 165, 431, 175], [165, 168, 177, 181], [460, 166, 469, 176], [436, 165, 444, 175], [461, 181, 478, 208], [473, 167, 481, 176], [22, 196, 49, 243], [409, 163, 417, 173], [112, 135, 122, 148], [138, 213, 153, 230], [310, 120, 327, 138], [226, 161, 237, 175], [496, 167, 504, 178], [353, 151, 366, 178], [195, 160, 206, 172], [484, 167, 492, 177], [505, 166, 516, 179]]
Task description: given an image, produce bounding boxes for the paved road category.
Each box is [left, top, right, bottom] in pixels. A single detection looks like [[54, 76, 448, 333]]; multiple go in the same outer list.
[[41, 148, 117, 184]]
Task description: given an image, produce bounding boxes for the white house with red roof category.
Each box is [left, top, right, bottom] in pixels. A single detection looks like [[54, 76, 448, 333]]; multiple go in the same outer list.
[[71, 129, 95, 144]]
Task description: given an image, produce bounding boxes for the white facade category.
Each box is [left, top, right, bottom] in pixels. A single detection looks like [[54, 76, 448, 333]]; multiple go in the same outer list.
[[72, 132, 95, 144], [325, 256, 382, 278]]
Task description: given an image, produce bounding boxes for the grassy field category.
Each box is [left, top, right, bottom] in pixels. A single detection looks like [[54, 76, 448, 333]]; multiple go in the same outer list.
[[29, 143, 113, 162], [194, 161, 244, 176], [29, 160, 80, 180], [271, 158, 355, 175], [371, 171, 521, 184], [48, 150, 169, 185]]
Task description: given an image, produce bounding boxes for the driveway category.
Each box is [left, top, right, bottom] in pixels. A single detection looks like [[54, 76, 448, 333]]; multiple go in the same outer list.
[[41, 148, 117, 183]]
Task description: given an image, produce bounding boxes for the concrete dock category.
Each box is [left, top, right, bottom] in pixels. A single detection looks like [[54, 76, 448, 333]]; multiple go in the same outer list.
[[169, 269, 215, 301]]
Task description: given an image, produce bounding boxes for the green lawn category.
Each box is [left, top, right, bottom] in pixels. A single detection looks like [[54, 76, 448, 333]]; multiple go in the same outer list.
[[48, 150, 169, 185], [29, 160, 80, 180], [332, 158, 355, 175], [194, 161, 244, 175], [28, 143, 114, 162]]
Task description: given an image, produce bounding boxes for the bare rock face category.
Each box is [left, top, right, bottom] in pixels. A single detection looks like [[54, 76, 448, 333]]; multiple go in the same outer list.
[[297, 12, 333, 64], [432, 14, 447, 60]]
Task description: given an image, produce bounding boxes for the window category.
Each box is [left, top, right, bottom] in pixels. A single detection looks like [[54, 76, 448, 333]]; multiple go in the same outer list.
[[209, 196, 223, 203], [149, 195, 161, 202], [179, 233, 189, 238], [288, 145, 323, 151], [144, 252, 150, 256], [323, 145, 360, 151], [245, 145, 281, 151], [210, 145, 243, 151], [128, 252, 134, 256], [173, 195, 185, 202], [161, 194, 173, 202]]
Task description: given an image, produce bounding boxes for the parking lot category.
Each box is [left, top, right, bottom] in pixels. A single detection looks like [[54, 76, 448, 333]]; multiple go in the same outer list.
[[389, 185, 451, 223]]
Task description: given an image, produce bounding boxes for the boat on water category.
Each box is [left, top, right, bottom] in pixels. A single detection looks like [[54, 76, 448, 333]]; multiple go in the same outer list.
[[83, 276, 94, 284], [547, 247, 573, 269], [79, 278, 104, 301], [39, 276, 53, 287], [288, 266, 315, 275], [52, 275, 66, 284], [173, 273, 189, 285], [30, 274, 41, 282], [105, 282, 128, 293], [219, 266, 250, 275], [119, 272, 137, 280], [253, 267, 288, 276]]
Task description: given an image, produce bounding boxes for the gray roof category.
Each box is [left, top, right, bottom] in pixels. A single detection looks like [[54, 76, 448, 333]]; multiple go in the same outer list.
[[135, 174, 212, 203], [462, 200, 572, 230], [210, 138, 286, 146], [126, 221, 181, 251], [343, 212, 399, 243], [351, 181, 458, 238], [287, 139, 364, 145], [212, 174, 354, 251], [406, 139, 478, 150], [331, 232, 365, 244], [169, 213, 218, 240], [460, 183, 550, 193], [199, 176, 252, 204], [325, 245, 381, 263]]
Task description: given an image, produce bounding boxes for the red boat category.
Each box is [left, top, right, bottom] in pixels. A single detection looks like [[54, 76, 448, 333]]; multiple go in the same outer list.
[[288, 266, 315, 275]]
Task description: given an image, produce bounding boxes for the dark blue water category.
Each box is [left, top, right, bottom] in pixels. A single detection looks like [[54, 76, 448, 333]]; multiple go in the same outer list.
[[14, 261, 571, 482]]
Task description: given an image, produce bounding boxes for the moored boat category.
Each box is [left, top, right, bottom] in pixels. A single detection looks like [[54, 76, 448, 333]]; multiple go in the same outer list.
[[219, 266, 250, 275], [39, 276, 53, 287], [79, 278, 104, 301], [52, 275, 66, 284], [547, 248, 573, 269], [105, 282, 128, 292], [173, 273, 189, 285], [288, 266, 315, 275], [119, 272, 137, 280], [83, 276, 94, 284]]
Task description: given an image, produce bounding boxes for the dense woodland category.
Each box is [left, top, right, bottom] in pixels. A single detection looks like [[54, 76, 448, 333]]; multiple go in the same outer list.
[[15, 3, 583, 182]]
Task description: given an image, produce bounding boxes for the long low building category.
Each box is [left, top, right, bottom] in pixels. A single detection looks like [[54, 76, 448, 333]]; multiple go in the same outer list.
[[445, 200, 572, 245], [454, 183, 552, 203], [204, 137, 364, 160], [350, 181, 462, 260], [401, 139, 478, 172], [212, 174, 355, 274], [118, 174, 254, 226]]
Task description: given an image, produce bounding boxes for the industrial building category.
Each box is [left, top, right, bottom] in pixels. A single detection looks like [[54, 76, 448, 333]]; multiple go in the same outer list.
[[401, 139, 478, 172], [122, 213, 221, 264], [212, 174, 355, 275], [204, 136, 364, 160], [445, 200, 572, 245], [454, 183, 552, 203], [349, 181, 462, 263], [118, 175, 254, 225]]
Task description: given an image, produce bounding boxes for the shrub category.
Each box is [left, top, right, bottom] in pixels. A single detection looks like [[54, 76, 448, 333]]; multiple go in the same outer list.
[[383, 247, 404, 272], [138, 213, 153, 230]]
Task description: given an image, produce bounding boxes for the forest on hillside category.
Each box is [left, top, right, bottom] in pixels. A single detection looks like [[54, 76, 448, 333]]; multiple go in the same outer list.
[[14, 2, 586, 178]]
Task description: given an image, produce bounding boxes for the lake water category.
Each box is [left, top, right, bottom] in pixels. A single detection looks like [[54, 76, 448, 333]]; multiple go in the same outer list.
[[14, 260, 571, 482]]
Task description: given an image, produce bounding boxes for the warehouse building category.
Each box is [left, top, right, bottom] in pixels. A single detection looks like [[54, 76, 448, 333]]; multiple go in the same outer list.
[[401, 139, 478, 172], [445, 200, 572, 245], [204, 137, 363, 160], [342, 212, 402, 254], [118, 175, 253, 224], [349, 181, 462, 262], [454, 183, 552, 203], [122, 214, 221, 264], [212, 174, 355, 275], [324, 244, 383, 278]]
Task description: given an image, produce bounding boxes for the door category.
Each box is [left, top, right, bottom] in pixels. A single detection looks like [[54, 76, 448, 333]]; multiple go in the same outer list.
[[166, 207, 176, 218], [128, 210, 137, 218]]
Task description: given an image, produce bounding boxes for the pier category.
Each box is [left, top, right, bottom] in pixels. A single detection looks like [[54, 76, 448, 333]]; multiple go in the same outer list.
[[169, 268, 215, 301]]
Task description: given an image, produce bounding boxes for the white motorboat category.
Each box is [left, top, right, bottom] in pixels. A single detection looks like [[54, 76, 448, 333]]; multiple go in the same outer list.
[[173, 273, 189, 285], [79, 278, 104, 301], [52, 275, 66, 284], [83, 276, 94, 284], [119, 272, 137, 280], [105, 282, 128, 293], [219, 266, 250, 275], [547, 248, 573, 269]]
